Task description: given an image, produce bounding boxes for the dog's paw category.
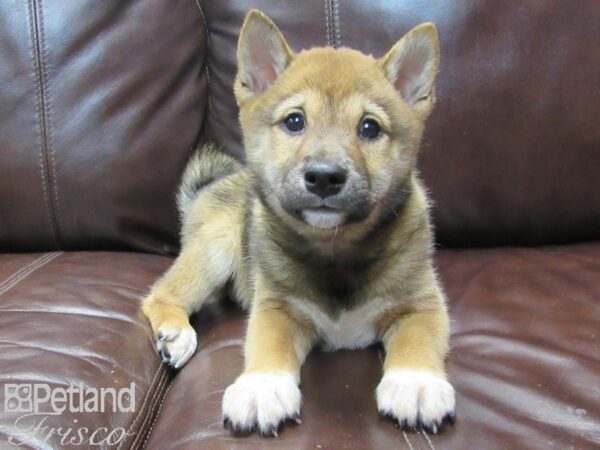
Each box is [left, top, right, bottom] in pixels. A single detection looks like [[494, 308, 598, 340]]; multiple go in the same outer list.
[[376, 369, 455, 433], [222, 372, 301, 436], [154, 326, 197, 369]]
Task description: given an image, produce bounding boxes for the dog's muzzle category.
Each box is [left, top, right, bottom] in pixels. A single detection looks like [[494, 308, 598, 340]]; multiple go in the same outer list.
[[278, 161, 371, 229]]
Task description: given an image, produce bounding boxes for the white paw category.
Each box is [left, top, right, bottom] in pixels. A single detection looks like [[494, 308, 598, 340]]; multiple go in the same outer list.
[[376, 369, 455, 433], [154, 327, 197, 369], [222, 372, 302, 436]]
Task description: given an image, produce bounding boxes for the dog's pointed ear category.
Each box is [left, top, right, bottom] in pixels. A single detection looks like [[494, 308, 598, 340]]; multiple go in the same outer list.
[[380, 23, 440, 118], [236, 10, 293, 99]]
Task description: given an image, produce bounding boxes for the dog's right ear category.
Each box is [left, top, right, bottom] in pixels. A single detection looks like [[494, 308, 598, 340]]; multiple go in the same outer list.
[[379, 23, 440, 119], [235, 10, 293, 102]]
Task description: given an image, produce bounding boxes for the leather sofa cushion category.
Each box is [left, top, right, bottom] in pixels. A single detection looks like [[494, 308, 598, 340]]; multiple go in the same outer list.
[[143, 243, 600, 449], [200, 0, 600, 247], [0, 0, 207, 254], [0, 252, 171, 448]]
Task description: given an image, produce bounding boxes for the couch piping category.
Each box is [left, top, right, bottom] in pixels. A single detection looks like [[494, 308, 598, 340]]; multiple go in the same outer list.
[[37, 0, 65, 244], [120, 365, 159, 449], [27, 0, 57, 249], [117, 364, 161, 450], [28, 0, 64, 248], [140, 380, 174, 449], [131, 368, 172, 449]]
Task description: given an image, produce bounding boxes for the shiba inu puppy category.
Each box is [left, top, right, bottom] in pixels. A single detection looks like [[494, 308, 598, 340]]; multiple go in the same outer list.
[[142, 9, 454, 437]]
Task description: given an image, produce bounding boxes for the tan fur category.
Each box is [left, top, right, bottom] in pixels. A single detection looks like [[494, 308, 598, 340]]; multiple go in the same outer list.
[[142, 9, 453, 435]]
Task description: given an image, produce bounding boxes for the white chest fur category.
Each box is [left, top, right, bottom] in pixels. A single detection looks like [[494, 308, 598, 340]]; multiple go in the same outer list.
[[287, 297, 394, 351]]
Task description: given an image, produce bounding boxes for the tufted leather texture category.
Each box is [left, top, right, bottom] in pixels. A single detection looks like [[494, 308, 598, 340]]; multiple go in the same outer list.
[[200, 0, 600, 247], [143, 244, 600, 450], [0, 0, 207, 254]]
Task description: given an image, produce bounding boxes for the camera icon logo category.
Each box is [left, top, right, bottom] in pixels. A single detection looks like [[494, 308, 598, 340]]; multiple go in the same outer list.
[[4, 384, 33, 413]]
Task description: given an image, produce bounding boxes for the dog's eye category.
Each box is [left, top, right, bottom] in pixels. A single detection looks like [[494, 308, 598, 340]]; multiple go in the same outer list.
[[358, 118, 381, 141], [282, 112, 305, 134]]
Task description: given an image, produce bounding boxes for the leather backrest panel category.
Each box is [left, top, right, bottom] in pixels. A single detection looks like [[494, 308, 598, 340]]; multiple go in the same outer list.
[[201, 0, 600, 247], [0, 0, 208, 253]]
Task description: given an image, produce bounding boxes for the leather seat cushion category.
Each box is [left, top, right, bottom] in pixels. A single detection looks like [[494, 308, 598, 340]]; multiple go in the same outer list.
[[0, 252, 171, 448], [143, 243, 600, 449]]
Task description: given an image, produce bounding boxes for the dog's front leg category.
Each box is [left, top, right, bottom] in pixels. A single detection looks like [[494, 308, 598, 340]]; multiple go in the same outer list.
[[222, 297, 315, 436], [377, 305, 455, 433], [142, 225, 237, 369]]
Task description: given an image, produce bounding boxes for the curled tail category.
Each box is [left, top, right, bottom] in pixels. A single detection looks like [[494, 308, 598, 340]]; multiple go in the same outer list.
[[176, 143, 242, 219]]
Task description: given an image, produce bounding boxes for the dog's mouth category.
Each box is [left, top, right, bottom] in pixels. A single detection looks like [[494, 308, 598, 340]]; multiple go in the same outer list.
[[301, 207, 347, 229], [276, 172, 372, 231]]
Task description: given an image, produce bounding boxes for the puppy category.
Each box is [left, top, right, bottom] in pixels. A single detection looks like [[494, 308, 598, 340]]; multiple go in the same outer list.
[[142, 9, 454, 437]]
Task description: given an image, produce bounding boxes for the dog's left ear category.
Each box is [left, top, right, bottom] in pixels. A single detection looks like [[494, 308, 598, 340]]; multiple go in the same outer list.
[[236, 10, 293, 102], [380, 23, 440, 119]]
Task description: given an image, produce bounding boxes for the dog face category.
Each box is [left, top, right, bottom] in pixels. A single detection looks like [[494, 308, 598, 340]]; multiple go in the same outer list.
[[235, 10, 439, 238]]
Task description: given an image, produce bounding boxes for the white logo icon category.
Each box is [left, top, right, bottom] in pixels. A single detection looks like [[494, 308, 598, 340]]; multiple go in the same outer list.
[[4, 384, 33, 413]]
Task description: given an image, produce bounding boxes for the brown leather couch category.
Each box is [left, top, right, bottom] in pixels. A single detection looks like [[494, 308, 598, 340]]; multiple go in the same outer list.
[[1, 1, 598, 449]]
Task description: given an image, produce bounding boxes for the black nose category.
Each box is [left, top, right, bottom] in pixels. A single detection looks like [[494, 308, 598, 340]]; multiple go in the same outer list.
[[303, 161, 347, 198]]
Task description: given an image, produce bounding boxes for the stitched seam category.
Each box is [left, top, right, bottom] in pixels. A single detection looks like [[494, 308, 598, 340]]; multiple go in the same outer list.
[[0, 253, 54, 290], [129, 369, 170, 449], [0, 252, 61, 296], [193, 0, 210, 47], [0, 254, 53, 289], [194, 0, 211, 96], [402, 430, 415, 450], [28, 0, 59, 248], [421, 430, 436, 450], [332, 0, 341, 48], [37, 0, 65, 243], [140, 380, 173, 449], [117, 365, 164, 450], [31, 0, 63, 247], [117, 366, 162, 450], [133, 371, 169, 449], [324, 0, 332, 46], [0, 253, 58, 296], [328, 0, 333, 46], [0, 252, 62, 297], [192, 0, 211, 144]]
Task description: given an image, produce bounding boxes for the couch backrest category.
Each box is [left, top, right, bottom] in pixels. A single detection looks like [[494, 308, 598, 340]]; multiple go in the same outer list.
[[202, 0, 600, 247], [0, 0, 207, 254], [1, 1, 598, 253]]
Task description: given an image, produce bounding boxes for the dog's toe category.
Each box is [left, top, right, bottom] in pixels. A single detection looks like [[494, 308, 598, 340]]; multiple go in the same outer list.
[[260, 425, 279, 438], [376, 369, 455, 434], [222, 372, 301, 437], [154, 326, 197, 369]]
